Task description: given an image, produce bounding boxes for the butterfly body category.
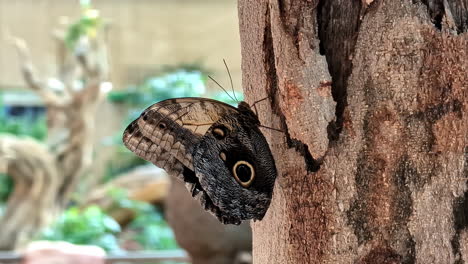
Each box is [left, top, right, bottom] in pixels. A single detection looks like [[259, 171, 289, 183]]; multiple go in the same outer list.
[[123, 98, 277, 224]]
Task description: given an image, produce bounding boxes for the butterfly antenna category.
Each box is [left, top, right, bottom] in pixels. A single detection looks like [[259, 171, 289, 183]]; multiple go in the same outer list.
[[223, 59, 238, 102], [259, 124, 284, 133], [251, 97, 268, 108], [208, 75, 236, 102]]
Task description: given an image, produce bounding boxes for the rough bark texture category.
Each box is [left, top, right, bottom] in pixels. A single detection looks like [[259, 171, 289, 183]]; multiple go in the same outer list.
[[238, 0, 467, 263], [0, 27, 109, 249]]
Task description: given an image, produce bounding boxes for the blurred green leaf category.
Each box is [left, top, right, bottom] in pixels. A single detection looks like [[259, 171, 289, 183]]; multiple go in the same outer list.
[[0, 92, 47, 141], [0, 173, 13, 203], [107, 70, 207, 107], [107, 188, 179, 250], [128, 207, 179, 250], [39, 205, 122, 252], [65, 2, 102, 49]]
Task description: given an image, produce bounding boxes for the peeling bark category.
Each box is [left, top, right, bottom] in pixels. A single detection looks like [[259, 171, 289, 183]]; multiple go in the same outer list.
[[238, 0, 467, 263]]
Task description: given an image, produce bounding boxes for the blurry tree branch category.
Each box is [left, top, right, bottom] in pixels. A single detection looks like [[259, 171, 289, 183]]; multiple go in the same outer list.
[[0, 19, 110, 250], [11, 37, 67, 107], [0, 136, 59, 248], [83, 165, 170, 225]]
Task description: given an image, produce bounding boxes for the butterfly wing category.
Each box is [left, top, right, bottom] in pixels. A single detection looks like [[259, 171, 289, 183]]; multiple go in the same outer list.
[[124, 97, 238, 166], [123, 98, 277, 225], [123, 122, 186, 178], [192, 111, 277, 224], [122, 98, 240, 214]]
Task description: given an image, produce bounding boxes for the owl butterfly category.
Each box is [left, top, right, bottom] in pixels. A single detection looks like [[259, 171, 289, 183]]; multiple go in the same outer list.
[[122, 98, 277, 225]]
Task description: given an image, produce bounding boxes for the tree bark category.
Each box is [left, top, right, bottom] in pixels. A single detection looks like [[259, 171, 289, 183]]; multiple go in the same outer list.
[[238, 0, 467, 263]]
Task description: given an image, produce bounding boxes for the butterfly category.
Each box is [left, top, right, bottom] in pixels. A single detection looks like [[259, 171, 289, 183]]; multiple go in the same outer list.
[[123, 97, 277, 225]]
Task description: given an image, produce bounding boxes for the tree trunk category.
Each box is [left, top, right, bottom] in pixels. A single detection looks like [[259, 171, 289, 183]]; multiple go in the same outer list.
[[238, 0, 467, 263]]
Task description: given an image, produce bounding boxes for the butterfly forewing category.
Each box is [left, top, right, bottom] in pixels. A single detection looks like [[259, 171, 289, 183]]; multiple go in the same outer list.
[[123, 97, 238, 174], [122, 122, 186, 180]]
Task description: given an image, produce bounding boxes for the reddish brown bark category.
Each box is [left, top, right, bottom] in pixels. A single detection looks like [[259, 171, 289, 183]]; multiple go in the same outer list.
[[238, 0, 467, 263]]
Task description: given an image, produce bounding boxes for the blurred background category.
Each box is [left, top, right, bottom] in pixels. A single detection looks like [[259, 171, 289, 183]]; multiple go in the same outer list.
[[0, 1, 251, 263]]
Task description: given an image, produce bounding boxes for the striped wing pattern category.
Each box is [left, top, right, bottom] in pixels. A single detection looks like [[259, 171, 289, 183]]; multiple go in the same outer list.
[[123, 97, 238, 179]]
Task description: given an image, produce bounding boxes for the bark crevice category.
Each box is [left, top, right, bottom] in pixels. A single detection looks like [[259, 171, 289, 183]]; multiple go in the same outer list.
[[264, 6, 280, 114], [316, 0, 363, 142], [264, 3, 322, 173], [420, 0, 468, 33], [286, 136, 321, 173]]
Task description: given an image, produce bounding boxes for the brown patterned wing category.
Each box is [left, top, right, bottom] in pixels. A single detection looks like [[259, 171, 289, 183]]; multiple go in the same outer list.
[[122, 97, 238, 174], [122, 122, 186, 180]]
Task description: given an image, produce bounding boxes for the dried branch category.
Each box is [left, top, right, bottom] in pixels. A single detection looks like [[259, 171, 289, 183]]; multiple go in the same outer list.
[[0, 136, 59, 249], [75, 35, 109, 104], [0, 21, 112, 250], [11, 37, 69, 107], [75, 37, 99, 77], [52, 30, 75, 98]]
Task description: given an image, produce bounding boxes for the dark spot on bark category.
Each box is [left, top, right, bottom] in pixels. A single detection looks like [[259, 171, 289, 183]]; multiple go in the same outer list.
[[347, 109, 373, 244], [347, 153, 373, 245], [413, 99, 463, 123], [394, 157, 414, 225], [451, 188, 468, 263], [348, 141, 416, 261], [397, 155, 426, 190], [394, 157, 416, 264], [347, 200, 372, 245], [403, 236, 416, 264], [317, 0, 363, 141], [357, 246, 402, 264]]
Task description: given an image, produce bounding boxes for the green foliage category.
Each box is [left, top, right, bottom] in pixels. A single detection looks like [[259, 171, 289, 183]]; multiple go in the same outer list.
[[39, 206, 122, 252], [0, 174, 13, 203], [0, 94, 46, 204], [65, 1, 102, 49], [129, 209, 179, 250], [38, 189, 179, 252], [0, 115, 47, 141], [108, 70, 207, 108], [0, 95, 47, 141], [108, 188, 179, 250], [108, 69, 243, 108]]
